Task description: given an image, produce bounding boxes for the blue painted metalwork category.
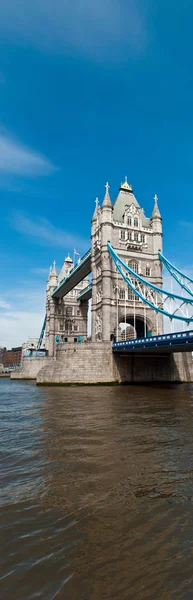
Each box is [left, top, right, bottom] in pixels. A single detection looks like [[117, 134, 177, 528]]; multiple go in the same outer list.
[[113, 330, 193, 352], [159, 251, 193, 298], [37, 314, 47, 349], [108, 243, 193, 322]]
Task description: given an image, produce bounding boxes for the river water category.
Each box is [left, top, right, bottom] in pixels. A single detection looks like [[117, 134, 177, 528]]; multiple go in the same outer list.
[[1, 380, 193, 599]]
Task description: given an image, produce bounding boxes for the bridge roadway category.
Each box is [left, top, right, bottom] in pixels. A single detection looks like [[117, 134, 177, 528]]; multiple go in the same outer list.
[[112, 330, 193, 354], [52, 249, 91, 299]]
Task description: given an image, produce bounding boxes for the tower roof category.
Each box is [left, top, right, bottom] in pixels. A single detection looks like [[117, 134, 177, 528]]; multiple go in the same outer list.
[[113, 177, 150, 226], [102, 182, 112, 208], [151, 194, 161, 219]]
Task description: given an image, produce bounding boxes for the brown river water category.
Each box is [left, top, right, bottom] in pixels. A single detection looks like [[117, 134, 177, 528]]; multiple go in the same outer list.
[[1, 379, 193, 599]]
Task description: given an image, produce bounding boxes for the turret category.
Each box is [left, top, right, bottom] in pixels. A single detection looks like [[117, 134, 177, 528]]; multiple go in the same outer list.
[[151, 194, 162, 254], [151, 195, 162, 231], [101, 183, 113, 341], [49, 261, 58, 290]]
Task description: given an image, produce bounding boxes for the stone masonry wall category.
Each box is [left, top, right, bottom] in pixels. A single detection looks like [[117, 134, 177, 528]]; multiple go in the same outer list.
[[37, 343, 117, 384], [11, 357, 51, 380], [10, 345, 193, 384], [36, 343, 193, 385]]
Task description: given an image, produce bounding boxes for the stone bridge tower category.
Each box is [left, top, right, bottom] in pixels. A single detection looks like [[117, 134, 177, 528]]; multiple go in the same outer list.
[[91, 178, 163, 341]]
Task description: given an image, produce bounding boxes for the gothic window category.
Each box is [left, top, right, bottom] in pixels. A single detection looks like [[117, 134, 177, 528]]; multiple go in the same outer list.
[[60, 322, 63, 330], [141, 234, 145, 243], [134, 232, 138, 242], [66, 306, 72, 317], [127, 216, 132, 226], [68, 322, 72, 332], [134, 217, 139, 227], [146, 267, 151, 277], [77, 309, 80, 316], [128, 287, 134, 300], [120, 230, 126, 240], [119, 288, 125, 300], [128, 231, 132, 241], [129, 261, 139, 274], [74, 325, 78, 332]]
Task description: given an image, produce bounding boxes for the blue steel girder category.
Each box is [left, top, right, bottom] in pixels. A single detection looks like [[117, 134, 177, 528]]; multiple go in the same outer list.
[[112, 330, 193, 354], [37, 314, 47, 349], [108, 243, 193, 323], [159, 251, 193, 299]]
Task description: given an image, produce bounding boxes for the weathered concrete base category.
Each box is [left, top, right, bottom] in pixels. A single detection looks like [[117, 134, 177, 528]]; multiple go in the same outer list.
[[10, 344, 193, 384], [10, 357, 51, 380], [35, 343, 193, 385]]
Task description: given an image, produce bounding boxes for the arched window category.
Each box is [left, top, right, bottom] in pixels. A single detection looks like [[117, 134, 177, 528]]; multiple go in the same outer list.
[[127, 216, 132, 226], [119, 288, 125, 300], [120, 230, 126, 240], [141, 234, 145, 243], [128, 287, 134, 300], [134, 232, 138, 242], [128, 231, 132, 241], [128, 261, 139, 274], [146, 266, 151, 277], [134, 217, 138, 227]]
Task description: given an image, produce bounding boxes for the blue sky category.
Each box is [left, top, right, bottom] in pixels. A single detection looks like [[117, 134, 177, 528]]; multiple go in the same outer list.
[[0, 0, 193, 347]]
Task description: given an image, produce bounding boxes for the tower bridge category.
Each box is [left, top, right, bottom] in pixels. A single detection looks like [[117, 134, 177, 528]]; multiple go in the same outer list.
[[13, 177, 193, 384]]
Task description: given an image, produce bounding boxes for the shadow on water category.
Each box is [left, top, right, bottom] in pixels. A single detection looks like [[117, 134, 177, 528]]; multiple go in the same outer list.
[[1, 379, 193, 598]]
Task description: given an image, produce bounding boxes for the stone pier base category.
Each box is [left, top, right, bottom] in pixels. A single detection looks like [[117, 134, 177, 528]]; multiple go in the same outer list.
[[11, 357, 52, 380], [10, 344, 193, 384]]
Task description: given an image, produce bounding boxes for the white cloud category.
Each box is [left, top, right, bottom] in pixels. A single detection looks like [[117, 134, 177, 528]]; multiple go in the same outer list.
[[0, 0, 147, 61], [0, 133, 55, 176], [0, 297, 12, 309], [9, 212, 89, 253], [0, 286, 45, 347], [0, 310, 44, 347]]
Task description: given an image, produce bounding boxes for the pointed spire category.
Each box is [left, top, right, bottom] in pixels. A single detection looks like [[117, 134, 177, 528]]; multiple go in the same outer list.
[[151, 194, 161, 219], [92, 197, 99, 222], [102, 182, 112, 207]]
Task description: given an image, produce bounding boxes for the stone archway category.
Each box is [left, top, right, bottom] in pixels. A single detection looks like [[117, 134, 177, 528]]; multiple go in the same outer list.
[[118, 314, 152, 339]]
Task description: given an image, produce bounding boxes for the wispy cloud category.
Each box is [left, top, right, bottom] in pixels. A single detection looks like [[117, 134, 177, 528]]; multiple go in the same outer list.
[[0, 0, 147, 61], [0, 133, 55, 176], [0, 310, 44, 347], [31, 267, 50, 276], [0, 286, 45, 347], [9, 212, 89, 253], [0, 297, 12, 310]]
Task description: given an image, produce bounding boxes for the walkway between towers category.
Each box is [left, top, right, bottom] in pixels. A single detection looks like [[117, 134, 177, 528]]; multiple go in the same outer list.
[[52, 249, 91, 298]]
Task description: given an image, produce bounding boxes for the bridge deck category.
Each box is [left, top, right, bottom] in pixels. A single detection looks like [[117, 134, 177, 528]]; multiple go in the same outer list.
[[52, 250, 91, 298], [112, 330, 193, 354], [78, 283, 92, 302]]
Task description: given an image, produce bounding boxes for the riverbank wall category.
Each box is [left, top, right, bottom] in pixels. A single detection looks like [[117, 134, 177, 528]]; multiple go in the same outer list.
[[11, 357, 52, 380]]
